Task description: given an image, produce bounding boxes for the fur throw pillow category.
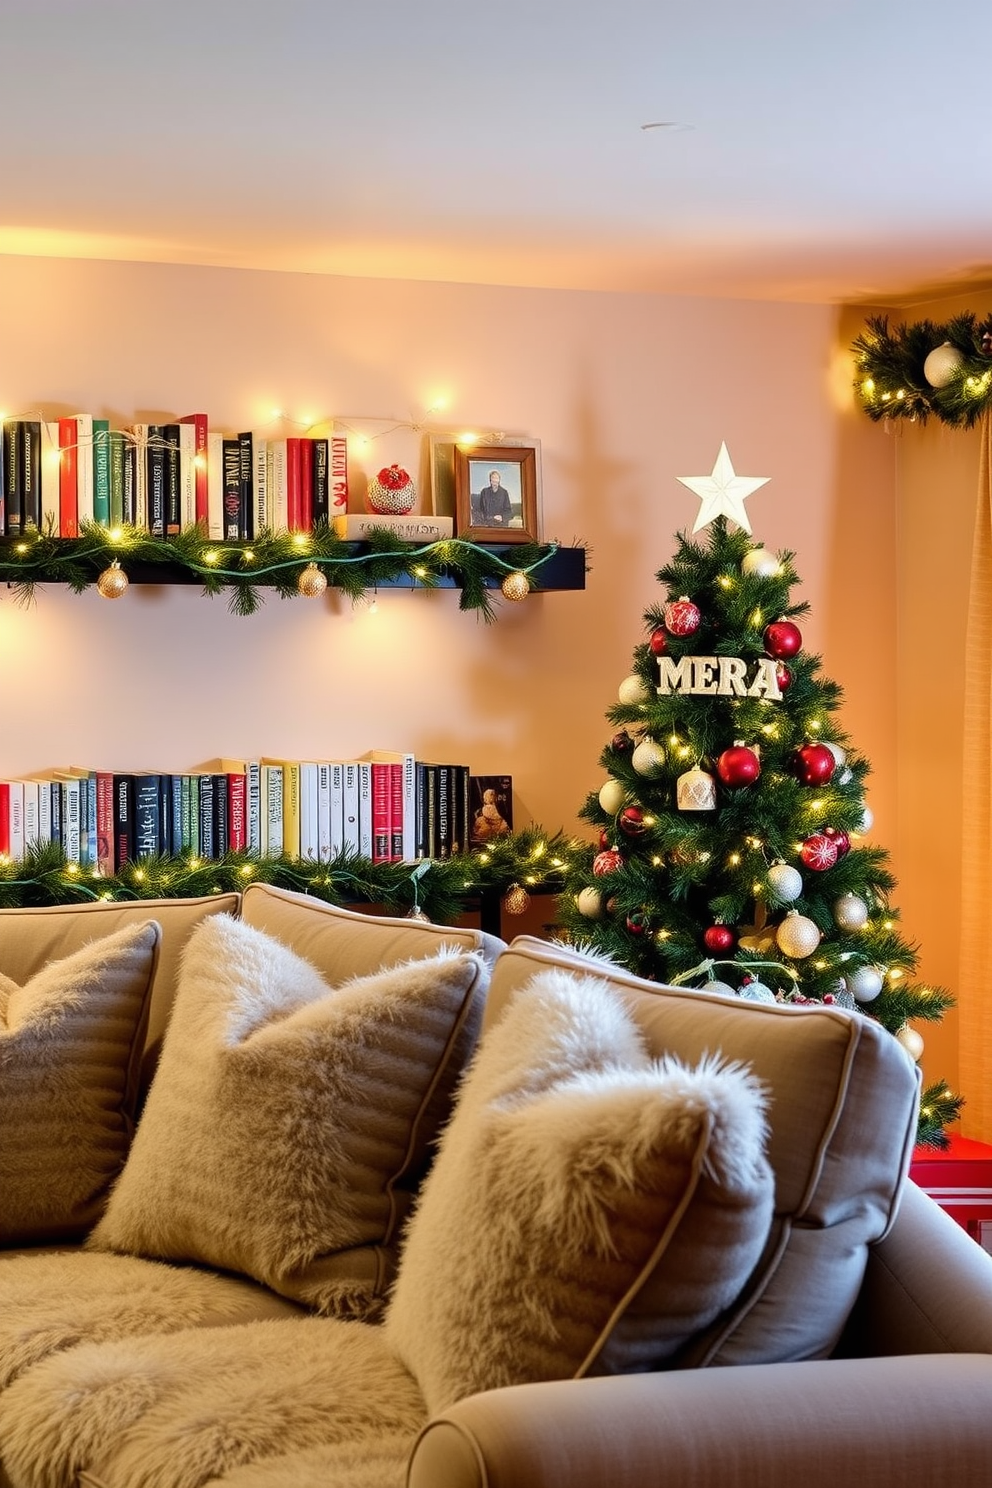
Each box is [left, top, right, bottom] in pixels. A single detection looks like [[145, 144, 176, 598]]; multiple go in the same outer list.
[[90, 914, 490, 1318], [386, 967, 774, 1412]]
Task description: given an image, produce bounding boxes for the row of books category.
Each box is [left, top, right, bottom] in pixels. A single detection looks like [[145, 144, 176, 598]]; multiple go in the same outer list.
[[0, 758, 513, 871], [0, 415, 349, 542]]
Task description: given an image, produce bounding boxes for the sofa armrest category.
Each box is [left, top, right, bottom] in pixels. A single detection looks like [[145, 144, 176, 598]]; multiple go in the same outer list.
[[408, 1355, 992, 1488], [842, 1179, 992, 1356]]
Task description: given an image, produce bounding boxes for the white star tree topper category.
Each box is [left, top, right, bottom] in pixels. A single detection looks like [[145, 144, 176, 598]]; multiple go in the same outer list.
[[677, 442, 769, 534]]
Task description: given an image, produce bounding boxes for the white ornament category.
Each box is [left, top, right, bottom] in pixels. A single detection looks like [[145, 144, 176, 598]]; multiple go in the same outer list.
[[677, 442, 770, 536], [856, 802, 874, 834], [741, 546, 779, 578], [618, 674, 650, 705], [846, 965, 884, 1003], [896, 1025, 925, 1062], [631, 737, 666, 777], [767, 861, 803, 903], [738, 978, 777, 1004], [775, 911, 821, 959], [700, 980, 737, 996], [576, 887, 604, 919], [676, 767, 717, 812], [833, 892, 869, 932], [823, 741, 847, 770], [923, 342, 964, 389], [598, 778, 626, 815]]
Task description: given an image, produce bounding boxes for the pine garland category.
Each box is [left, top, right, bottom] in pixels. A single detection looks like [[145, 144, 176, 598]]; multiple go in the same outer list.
[[852, 312, 992, 427], [0, 521, 569, 620]]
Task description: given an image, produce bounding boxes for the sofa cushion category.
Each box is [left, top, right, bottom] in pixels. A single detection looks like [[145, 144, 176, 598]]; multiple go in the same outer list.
[[0, 921, 161, 1244], [0, 893, 241, 1096], [90, 914, 492, 1318], [385, 966, 774, 1413], [0, 1316, 424, 1488], [484, 935, 922, 1367]]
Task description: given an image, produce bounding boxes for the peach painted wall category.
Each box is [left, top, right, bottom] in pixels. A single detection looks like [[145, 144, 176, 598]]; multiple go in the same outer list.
[[887, 285, 992, 1102], [0, 256, 897, 928]]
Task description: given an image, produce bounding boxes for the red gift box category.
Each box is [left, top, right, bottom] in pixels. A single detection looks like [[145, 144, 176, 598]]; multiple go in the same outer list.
[[910, 1135, 992, 1254]]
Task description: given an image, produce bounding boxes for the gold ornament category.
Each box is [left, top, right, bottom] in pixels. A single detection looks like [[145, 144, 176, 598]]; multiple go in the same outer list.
[[502, 883, 530, 915], [501, 570, 530, 602], [406, 906, 431, 922], [297, 562, 328, 598], [96, 561, 129, 599]]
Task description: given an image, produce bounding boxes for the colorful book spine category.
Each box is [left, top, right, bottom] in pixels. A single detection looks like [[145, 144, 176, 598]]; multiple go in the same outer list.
[[21, 781, 39, 852], [286, 437, 302, 531], [246, 761, 262, 854], [343, 761, 360, 852], [134, 774, 161, 858], [109, 430, 125, 525], [267, 439, 288, 531], [58, 418, 78, 536], [299, 438, 314, 532], [96, 771, 115, 876], [92, 419, 111, 525], [212, 773, 229, 856], [0, 782, 9, 855], [122, 438, 136, 525], [222, 439, 241, 539], [331, 434, 349, 513], [253, 436, 269, 533], [21, 420, 41, 531], [371, 762, 392, 864], [3, 420, 23, 536], [263, 764, 283, 856], [160, 423, 180, 536], [228, 771, 247, 852], [206, 431, 224, 539], [317, 763, 332, 863], [75, 414, 95, 527], [179, 413, 209, 529], [329, 762, 345, 857], [41, 422, 61, 534], [238, 431, 254, 539], [112, 774, 134, 870], [312, 438, 329, 525], [6, 782, 24, 861], [146, 425, 166, 537], [197, 774, 216, 858], [298, 761, 319, 861], [357, 761, 373, 858], [177, 422, 196, 527]]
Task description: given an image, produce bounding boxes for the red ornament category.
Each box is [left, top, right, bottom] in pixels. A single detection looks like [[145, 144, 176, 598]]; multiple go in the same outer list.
[[599, 828, 612, 849], [610, 730, 634, 753], [793, 742, 836, 786], [716, 743, 761, 787], [649, 628, 668, 656], [664, 596, 701, 637], [619, 805, 648, 836], [775, 662, 793, 691], [376, 463, 411, 490], [703, 924, 736, 954], [593, 849, 624, 876], [800, 833, 839, 872], [626, 910, 650, 935], [822, 825, 851, 859], [763, 620, 802, 659]]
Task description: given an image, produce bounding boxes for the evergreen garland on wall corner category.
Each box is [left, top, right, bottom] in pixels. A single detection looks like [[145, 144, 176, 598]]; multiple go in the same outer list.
[[852, 312, 992, 427]]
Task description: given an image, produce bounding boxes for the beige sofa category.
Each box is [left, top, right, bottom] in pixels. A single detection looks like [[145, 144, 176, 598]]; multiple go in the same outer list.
[[0, 885, 991, 1488]]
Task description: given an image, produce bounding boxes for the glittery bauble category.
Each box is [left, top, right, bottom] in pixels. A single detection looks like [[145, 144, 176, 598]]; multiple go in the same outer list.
[[716, 743, 761, 787], [775, 663, 793, 692], [923, 342, 964, 389], [611, 730, 634, 754], [703, 924, 735, 954], [664, 596, 701, 637], [775, 911, 821, 959], [676, 767, 717, 811], [631, 737, 666, 778], [800, 833, 839, 872], [896, 1025, 925, 1062], [763, 620, 802, 659], [741, 547, 779, 578], [297, 562, 328, 598], [767, 861, 803, 903], [501, 570, 530, 602], [617, 673, 650, 705], [405, 906, 431, 922], [576, 886, 604, 919], [738, 977, 777, 1005], [366, 463, 416, 514], [649, 628, 668, 656], [618, 805, 647, 837], [502, 883, 531, 915], [701, 980, 737, 996], [626, 910, 649, 935], [96, 561, 129, 599], [793, 742, 835, 785], [822, 825, 850, 859], [833, 892, 869, 932], [598, 778, 625, 815], [845, 964, 884, 1002], [593, 849, 624, 876]]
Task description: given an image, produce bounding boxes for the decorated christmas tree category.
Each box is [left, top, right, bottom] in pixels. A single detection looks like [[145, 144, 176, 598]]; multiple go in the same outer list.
[[557, 457, 961, 1146]]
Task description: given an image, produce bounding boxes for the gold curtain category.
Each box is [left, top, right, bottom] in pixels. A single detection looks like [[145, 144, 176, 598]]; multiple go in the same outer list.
[[960, 408, 992, 1140]]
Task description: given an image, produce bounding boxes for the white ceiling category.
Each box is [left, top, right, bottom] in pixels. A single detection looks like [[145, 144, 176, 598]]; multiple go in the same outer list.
[[3, 0, 992, 305]]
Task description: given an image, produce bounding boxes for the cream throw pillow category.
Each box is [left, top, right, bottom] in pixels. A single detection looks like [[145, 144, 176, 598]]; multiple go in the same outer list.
[[0, 920, 161, 1243], [90, 914, 490, 1318], [386, 967, 774, 1413]]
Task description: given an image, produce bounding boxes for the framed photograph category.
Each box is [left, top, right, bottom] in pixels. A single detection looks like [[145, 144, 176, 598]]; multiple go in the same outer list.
[[453, 443, 541, 543]]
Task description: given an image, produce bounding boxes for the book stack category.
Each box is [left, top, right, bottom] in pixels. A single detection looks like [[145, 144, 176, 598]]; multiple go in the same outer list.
[[0, 756, 510, 869], [0, 413, 350, 540]]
